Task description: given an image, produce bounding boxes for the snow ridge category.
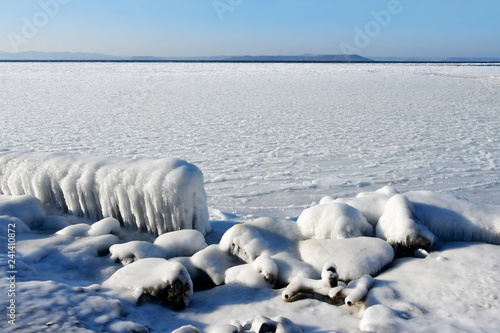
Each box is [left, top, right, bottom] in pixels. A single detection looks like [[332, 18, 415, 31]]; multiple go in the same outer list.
[[0, 151, 210, 235]]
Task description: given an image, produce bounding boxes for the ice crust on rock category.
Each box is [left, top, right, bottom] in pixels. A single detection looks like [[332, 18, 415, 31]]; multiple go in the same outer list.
[[0, 194, 46, 228], [297, 202, 374, 240], [103, 258, 193, 310], [376, 194, 437, 248], [298, 237, 394, 282], [154, 229, 208, 258], [109, 240, 166, 265], [406, 191, 500, 244], [0, 151, 210, 235]]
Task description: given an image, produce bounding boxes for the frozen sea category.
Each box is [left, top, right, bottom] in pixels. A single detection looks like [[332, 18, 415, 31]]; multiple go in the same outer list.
[[1, 62, 500, 333], [1, 62, 499, 220]]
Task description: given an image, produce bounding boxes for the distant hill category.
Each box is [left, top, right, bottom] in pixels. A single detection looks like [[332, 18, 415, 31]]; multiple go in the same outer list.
[[0, 51, 372, 62], [0, 51, 498, 63], [224, 54, 373, 62]]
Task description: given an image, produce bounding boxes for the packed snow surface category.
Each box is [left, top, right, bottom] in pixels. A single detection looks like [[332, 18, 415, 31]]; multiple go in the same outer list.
[[1, 62, 498, 218], [0, 151, 210, 235], [1, 63, 500, 332]]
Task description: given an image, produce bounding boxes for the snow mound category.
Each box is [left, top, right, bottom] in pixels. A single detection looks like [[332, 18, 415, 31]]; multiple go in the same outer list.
[[0, 194, 46, 228], [376, 194, 437, 248], [0, 215, 30, 234], [110, 241, 166, 265], [88, 217, 122, 236], [224, 254, 278, 288], [333, 185, 399, 227], [0, 151, 210, 235], [103, 258, 193, 310], [298, 237, 394, 281], [407, 191, 500, 244], [220, 217, 302, 261], [297, 202, 374, 239], [154, 229, 207, 258], [219, 217, 316, 285], [190, 244, 236, 286]]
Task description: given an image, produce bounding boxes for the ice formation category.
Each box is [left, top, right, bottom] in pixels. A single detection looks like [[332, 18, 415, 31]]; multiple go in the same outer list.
[[282, 262, 339, 301], [0, 194, 46, 228], [0, 151, 210, 235], [297, 202, 374, 239], [298, 237, 394, 281], [154, 229, 208, 258], [376, 194, 437, 248], [103, 258, 193, 310]]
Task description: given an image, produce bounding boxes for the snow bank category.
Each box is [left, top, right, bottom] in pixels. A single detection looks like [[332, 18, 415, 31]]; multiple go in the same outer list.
[[298, 237, 394, 282], [0, 194, 45, 228], [332, 186, 399, 227], [110, 241, 166, 265], [297, 203, 374, 240], [407, 191, 500, 244], [154, 229, 208, 258], [0, 151, 210, 235], [103, 258, 193, 310], [376, 194, 437, 248]]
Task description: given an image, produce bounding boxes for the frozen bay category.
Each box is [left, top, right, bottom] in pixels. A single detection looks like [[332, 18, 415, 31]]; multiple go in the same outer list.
[[1, 62, 499, 220]]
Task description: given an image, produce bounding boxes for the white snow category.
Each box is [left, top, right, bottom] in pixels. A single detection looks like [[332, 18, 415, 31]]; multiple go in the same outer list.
[[376, 194, 437, 248], [103, 258, 193, 310], [154, 229, 208, 258], [0, 151, 210, 235], [297, 202, 374, 239], [298, 237, 394, 282], [0, 194, 46, 228]]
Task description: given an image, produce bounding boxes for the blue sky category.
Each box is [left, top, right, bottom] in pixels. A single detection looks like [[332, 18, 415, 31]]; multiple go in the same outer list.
[[1, 0, 499, 58]]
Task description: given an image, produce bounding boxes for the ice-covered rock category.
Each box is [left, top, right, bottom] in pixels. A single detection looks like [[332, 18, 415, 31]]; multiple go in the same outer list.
[[406, 191, 500, 244], [56, 223, 92, 237], [219, 217, 316, 285], [298, 237, 394, 281], [224, 254, 278, 288], [282, 262, 339, 302], [88, 217, 122, 236], [172, 325, 200, 333], [297, 202, 374, 240], [0, 151, 210, 235], [220, 217, 303, 262], [154, 229, 207, 258], [376, 194, 437, 249], [0, 215, 30, 234], [0, 194, 46, 228], [359, 304, 407, 332], [109, 241, 166, 265], [103, 258, 193, 310], [333, 186, 399, 227], [342, 274, 374, 306], [190, 244, 236, 286]]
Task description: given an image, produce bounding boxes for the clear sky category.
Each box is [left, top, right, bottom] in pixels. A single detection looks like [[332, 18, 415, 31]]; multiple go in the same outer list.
[[1, 0, 499, 58]]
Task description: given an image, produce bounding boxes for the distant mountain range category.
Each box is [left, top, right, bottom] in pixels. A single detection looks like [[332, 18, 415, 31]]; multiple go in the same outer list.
[[0, 51, 499, 63]]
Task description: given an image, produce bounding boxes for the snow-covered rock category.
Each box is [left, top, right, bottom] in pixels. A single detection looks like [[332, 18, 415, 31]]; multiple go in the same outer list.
[[88, 217, 122, 236], [224, 254, 278, 288], [297, 202, 374, 240], [376, 194, 437, 249], [190, 244, 236, 286], [333, 186, 399, 227], [220, 217, 303, 262], [0, 194, 46, 228], [0, 151, 210, 235], [406, 191, 500, 244], [342, 274, 374, 306], [298, 237, 394, 281], [110, 241, 166, 265], [103, 258, 193, 310], [154, 229, 207, 258], [282, 262, 339, 301], [0, 215, 30, 234]]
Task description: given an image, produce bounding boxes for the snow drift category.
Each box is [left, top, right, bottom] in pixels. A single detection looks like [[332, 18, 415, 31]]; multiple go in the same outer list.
[[0, 151, 210, 235]]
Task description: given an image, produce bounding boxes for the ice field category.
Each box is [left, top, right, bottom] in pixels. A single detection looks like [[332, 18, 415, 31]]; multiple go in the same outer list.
[[1, 62, 500, 332]]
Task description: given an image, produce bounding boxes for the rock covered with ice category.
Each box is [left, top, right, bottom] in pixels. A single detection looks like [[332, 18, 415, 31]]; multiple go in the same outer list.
[[297, 202, 374, 240], [407, 191, 500, 244], [298, 237, 394, 282], [154, 229, 208, 258], [103, 258, 193, 310], [0, 151, 210, 235], [0, 194, 46, 228], [376, 194, 437, 248]]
